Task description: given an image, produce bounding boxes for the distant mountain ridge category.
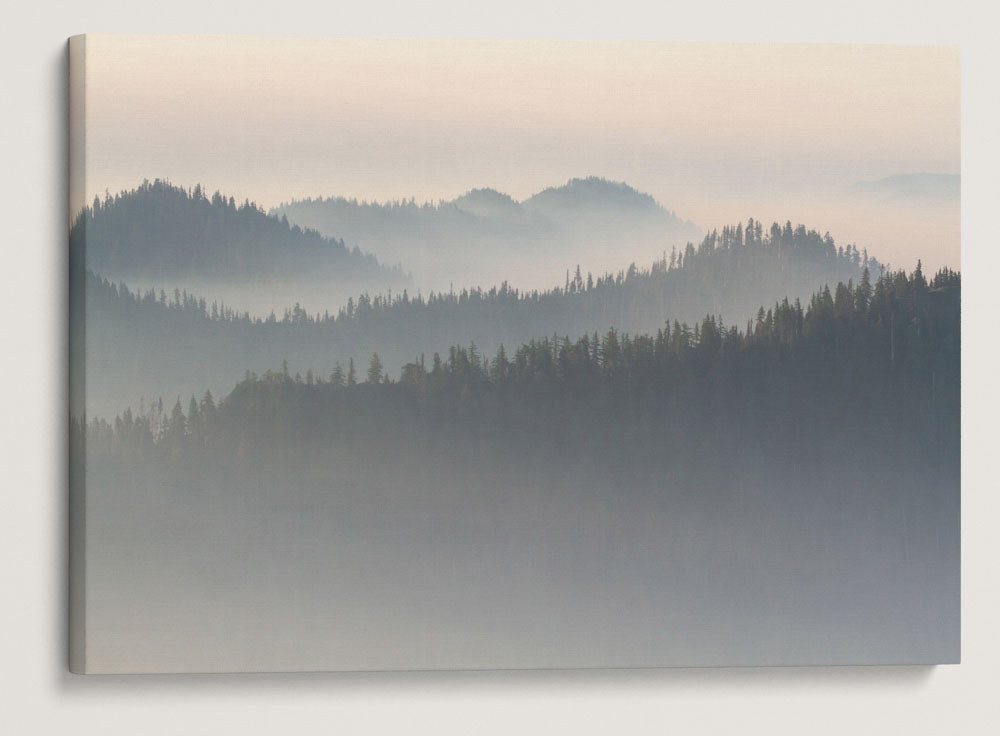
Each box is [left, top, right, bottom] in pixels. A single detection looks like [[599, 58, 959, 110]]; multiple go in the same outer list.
[[272, 177, 701, 292], [850, 173, 960, 203], [279, 177, 692, 223], [523, 177, 666, 215], [450, 188, 531, 221]]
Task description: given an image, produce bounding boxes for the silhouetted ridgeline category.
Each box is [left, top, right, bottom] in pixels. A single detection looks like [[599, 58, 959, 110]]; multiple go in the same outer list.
[[523, 176, 671, 217], [272, 177, 701, 291], [70, 179, 408, 287], [79, 219, 874, 419], [83, 264, 957, 458], [274, 177, 695, 244]]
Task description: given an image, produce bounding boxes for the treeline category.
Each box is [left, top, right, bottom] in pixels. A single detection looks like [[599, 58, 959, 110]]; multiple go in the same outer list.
[[87, 217, 873, 330], [70, 179, 408, 284], [77, 219, 878, 421], [81, 264, 959, 472]]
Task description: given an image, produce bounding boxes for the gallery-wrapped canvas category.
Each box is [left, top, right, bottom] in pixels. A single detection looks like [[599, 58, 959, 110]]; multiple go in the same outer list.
[[68, 36, 960, 673]]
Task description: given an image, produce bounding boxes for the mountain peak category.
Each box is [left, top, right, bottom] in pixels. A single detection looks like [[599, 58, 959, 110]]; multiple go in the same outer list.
[[523, 177, 662, 213], [521, 177, 698, 236], [450, 188, 523, 219]]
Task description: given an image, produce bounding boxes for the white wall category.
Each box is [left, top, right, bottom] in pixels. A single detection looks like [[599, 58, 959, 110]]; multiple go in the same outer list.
[[3, 1, 998, 733]]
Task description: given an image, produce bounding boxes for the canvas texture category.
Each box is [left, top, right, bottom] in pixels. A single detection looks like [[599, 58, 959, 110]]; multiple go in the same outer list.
[[68, 36, 960, 673]]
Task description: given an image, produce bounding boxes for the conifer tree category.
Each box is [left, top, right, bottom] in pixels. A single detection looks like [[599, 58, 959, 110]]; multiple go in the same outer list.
[[367, 354, 384, 384]]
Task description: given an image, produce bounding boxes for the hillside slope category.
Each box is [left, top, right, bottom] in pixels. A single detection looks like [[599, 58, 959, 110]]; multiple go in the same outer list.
[[72, 179, 410, 314], [78, 220, 874, 419]]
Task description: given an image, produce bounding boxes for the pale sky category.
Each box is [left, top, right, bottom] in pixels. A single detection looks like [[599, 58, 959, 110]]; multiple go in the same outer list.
[[79, 36, 960, 268]]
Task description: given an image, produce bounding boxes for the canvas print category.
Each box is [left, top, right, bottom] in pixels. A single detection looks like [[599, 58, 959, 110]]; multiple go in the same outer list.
[[68, 37, 960, 673]]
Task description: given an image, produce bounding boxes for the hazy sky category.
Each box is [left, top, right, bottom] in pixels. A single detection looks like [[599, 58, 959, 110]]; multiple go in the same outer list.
[[80, 36, 960, 269]]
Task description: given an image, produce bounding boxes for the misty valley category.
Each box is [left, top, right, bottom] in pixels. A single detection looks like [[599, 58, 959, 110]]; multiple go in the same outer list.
[[71, 179, 960, 672]]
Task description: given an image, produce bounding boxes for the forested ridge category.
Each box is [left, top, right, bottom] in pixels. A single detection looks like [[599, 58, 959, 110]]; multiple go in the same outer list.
[[75, 263, 961, 670], [70, 179, 408, 285], [86, 217, 872, 329], [80, 264, 958, 463], [77, 218, 876, 420]]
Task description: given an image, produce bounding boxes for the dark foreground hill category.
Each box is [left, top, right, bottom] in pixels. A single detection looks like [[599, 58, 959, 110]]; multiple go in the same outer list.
[[75, 266, 960, 671]]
